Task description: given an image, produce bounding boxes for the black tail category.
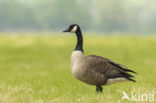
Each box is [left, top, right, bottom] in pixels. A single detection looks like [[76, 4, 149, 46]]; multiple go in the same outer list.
[[109, 61, 137, 74], [126, 77, 136, 82], [108, 61, 137, 82], [120, 71, 136, 82]]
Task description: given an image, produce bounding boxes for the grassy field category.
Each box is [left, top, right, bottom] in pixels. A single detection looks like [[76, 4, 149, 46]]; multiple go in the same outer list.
[[0, 33, 156, 103]]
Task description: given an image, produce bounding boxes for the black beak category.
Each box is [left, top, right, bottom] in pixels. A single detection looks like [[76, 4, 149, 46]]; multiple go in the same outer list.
[[63, 28, 70, 32]]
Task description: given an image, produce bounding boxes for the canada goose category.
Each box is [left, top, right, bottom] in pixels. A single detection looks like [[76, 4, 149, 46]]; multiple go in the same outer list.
[[63, 24, 137, 92]]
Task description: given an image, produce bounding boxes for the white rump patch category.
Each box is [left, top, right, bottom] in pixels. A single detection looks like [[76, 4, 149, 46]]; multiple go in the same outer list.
[[106, 78, 128, 85], [71, 26, 77, 33]]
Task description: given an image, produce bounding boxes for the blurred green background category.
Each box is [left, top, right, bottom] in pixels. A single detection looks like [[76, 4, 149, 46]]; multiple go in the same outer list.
[[0, 34, 156, 103], [0, 1, 156, 103], [0, 0, 156, 33]]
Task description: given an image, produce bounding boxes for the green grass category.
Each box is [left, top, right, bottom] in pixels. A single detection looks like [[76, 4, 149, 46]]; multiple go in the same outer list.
[[0, 33, 156, 103]]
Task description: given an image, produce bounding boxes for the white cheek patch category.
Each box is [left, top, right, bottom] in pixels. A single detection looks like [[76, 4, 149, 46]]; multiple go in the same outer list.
[[71, 26, 77, 33]]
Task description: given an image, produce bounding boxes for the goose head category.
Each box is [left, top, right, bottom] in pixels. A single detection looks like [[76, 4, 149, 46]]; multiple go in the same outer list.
[[63, 24, 80, 33], [63, 24, 83, 52]]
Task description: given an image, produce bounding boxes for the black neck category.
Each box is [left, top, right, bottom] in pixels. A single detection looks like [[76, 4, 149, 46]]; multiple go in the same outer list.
[[75, 30, 83, 52]]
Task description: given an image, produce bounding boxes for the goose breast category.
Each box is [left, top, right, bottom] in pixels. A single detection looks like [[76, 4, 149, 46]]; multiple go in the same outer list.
[[71, 51, 107, 85]]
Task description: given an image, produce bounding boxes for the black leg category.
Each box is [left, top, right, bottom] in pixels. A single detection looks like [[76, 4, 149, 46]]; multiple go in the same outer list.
[[96, 85, 103, 92]]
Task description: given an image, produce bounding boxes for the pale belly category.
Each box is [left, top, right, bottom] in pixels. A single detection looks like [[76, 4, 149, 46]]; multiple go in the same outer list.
[[71, 64, 106, 85]]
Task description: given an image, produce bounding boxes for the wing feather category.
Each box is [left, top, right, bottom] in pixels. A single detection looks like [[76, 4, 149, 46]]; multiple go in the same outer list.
[[86, 55, 136, 82]]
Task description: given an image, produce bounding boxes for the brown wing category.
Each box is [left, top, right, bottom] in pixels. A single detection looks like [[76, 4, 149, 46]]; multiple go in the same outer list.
[[85, 55, 136, 82]]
